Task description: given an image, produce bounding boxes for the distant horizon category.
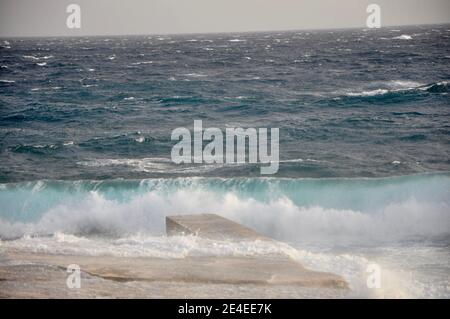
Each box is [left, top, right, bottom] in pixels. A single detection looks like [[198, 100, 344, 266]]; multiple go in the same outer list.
[[1, 0, 449, 38], [1, 22, 449, 39]]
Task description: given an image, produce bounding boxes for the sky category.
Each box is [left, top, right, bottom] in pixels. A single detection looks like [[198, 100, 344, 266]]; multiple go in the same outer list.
[[0, 0, 449, 37]]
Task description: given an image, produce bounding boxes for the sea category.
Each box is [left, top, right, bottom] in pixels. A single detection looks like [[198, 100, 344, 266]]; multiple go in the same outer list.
[[0, 24, 449, 298]]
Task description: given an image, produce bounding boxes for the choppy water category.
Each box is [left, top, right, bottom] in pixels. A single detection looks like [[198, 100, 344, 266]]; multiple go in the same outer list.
[[1, 25, 449, 298], [1, 25, 450, 181]]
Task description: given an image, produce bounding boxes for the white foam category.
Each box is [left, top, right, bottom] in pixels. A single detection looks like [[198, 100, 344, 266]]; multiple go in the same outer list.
[[1, 186, 448, 245], [419, 80, 449, 91], [183, 73, 208, 78], [22, 55, 40, 60], [2, 228, 447, 297], [23, 55, 53, 60], [388, 80, 423, 89], [393, 35, 412, 40], [131, 61, 153, 65], [284, 246, 433, 298], [2, 233, 287, 259], [344, 80, 426, 97], [77, 157, 174, 173], [346, 89, 389, 97]]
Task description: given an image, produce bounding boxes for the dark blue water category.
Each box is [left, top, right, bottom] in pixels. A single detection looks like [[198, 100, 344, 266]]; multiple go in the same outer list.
[[1, 25, 449, 182]]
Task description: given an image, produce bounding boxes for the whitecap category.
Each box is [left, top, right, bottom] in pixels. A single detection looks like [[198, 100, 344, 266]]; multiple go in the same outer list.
[[77, 157, 173, 173], [183, 73, 208, 78], [346, 89, 389, 97], [344, 80, 426, 97], [388, 80, 423, 89], [22, 55, 40, 60], [131, 61, 153, 65], [393, 35, 412, 40], [23, 55, 53, 60]]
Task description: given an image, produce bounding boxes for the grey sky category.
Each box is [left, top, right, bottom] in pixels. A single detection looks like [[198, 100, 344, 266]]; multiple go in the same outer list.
[[1, 0, 449, 37]]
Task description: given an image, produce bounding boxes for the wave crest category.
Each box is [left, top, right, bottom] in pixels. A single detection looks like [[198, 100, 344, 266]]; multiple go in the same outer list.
[[1, 175, 449, 244]]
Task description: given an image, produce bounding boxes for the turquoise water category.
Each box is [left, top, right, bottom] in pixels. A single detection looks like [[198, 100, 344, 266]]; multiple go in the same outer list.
[[0, 174, 448, 243]]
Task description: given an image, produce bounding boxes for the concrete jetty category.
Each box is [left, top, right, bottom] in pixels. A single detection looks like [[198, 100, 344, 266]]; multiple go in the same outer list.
[[0, 214, 349, 298], [165, 214, 348, 288], [166, 213, 270, 241]]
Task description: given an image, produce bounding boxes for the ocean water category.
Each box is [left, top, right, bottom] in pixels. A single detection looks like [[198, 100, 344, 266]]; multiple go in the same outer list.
[[1, 25, 450, 298]]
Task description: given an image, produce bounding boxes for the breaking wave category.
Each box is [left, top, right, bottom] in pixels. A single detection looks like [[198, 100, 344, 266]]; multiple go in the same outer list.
[[0, 174, 449, 244], [340, 80, 449, 98]]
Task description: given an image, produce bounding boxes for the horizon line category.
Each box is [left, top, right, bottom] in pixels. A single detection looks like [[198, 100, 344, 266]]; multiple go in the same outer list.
[[1, 22, 449, 39]]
